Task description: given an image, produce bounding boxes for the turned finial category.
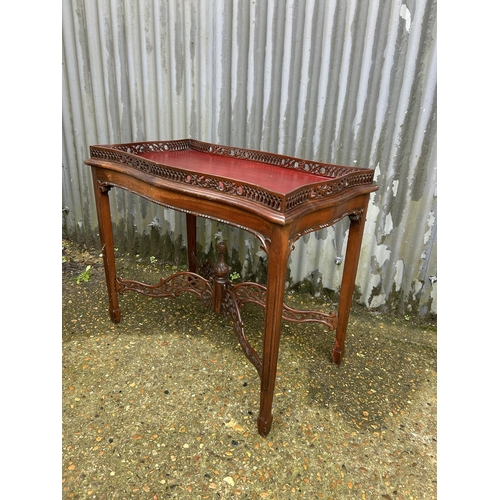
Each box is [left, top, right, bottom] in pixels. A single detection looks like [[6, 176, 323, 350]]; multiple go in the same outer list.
[[214, 241, 229, 279]]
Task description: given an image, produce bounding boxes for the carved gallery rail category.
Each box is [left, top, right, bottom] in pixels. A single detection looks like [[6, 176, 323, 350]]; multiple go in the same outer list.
[[86, 139, 378, 437]]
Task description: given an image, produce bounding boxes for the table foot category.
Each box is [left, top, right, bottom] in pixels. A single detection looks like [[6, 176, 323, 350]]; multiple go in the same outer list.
[[109, 307, 121, 323], [331, 342, 344, 365], [257, 414, 273, 437]]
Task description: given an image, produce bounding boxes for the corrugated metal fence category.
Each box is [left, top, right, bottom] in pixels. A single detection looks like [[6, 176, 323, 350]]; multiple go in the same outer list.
[[62, 0, 437, 316]]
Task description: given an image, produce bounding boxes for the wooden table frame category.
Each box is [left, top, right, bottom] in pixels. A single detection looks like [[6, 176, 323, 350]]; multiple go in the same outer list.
[[86, 139, 377, 436]]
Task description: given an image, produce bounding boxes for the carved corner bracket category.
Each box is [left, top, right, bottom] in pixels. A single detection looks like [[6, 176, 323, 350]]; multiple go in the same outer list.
[[348, 209, 364, 222]]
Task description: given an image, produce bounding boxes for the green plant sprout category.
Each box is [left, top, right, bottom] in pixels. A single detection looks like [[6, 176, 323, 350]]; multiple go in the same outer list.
[[229, 271, 240, 282], [76, 265, 91, 284], [150, 256, 158, 264]]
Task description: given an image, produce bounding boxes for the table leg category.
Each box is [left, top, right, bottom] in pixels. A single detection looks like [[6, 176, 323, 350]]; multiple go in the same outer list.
[[257, 229, 290, 437], [332, 200, 369, 365], [92, 177, 121, 323], [186, 213, 197, 273]]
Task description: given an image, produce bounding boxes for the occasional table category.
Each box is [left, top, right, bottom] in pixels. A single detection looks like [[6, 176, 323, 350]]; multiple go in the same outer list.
[[86, 139, 377, 436]]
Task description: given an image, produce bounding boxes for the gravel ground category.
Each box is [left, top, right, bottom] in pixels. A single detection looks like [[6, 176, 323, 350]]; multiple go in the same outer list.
[[62, 239, 437, 499]]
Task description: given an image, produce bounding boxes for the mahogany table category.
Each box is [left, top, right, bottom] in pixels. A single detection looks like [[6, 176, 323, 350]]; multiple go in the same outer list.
[[86, 139, 377, 436]]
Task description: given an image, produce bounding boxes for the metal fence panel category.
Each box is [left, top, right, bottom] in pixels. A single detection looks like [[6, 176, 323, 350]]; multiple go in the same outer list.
[[62, 0, 437, 316]]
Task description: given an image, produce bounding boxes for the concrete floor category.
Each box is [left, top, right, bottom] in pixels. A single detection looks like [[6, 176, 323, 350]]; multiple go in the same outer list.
[[62, 239, 436, 499]]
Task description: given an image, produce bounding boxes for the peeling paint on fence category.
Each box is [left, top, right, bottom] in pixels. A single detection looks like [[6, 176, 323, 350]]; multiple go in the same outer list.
[[62, 0, 437, 316]]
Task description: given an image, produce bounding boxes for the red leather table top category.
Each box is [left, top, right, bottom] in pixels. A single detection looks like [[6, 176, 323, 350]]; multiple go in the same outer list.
[[136, 149, 331, 196]]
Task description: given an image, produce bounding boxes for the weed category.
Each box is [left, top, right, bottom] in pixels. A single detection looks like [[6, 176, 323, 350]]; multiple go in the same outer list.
[[229, 271, 241, 283], [76, 265, 91, 284]]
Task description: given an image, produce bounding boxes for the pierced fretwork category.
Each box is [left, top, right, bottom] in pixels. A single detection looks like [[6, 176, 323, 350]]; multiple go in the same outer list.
[[115, 271, 213, 308], [231, 282, 338, 331]]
